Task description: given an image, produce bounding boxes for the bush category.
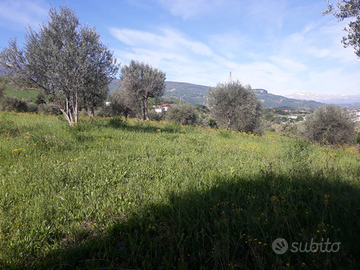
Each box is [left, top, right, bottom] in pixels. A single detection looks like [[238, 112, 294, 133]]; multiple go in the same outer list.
[[0, 95, 28, 112], [27, 102, 38, 113], [38, 103, 61, 115], [95, 106, 112, 117], [109, 88, 140, 118], [35, 93, 47, 105], [148, 110, 164, 121], [208, 118, 217, 128], [357, 133, 360, 144], [165, 103, 199, 125], [279, 122, 298, 137], [303, 105, 356, 145]]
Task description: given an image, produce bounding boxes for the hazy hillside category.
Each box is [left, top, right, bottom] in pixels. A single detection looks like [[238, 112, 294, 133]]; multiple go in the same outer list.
[[109, 80, 210, 105], [1, 76, 324, 109], [164, 81, 210, 105], [286, 92, 360, 104], [163, 83, 323, 109], [255, 89, 323, 109]]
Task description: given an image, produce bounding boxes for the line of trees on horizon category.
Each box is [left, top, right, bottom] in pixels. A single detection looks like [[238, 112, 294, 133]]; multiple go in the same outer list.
[[1, 3, 359, 145]]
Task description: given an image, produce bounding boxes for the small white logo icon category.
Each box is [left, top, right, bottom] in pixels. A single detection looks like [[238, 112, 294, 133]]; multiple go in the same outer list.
[[272, 238, 288, 254]]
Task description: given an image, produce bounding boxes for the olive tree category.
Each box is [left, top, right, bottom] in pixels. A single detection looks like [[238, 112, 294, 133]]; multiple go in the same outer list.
[[0, 6, 119, 126], [109, 87, 140, 118], [208, 80, 263, 134], [165, 103, 199, 125], [120, 60, 166, 120], [323, 0, 360, 58], [303, 104, 356, 145]]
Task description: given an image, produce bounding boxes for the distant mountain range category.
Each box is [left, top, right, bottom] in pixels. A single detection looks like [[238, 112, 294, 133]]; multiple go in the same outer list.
[[164, 81, 210, 105], [253, 89, 322, 109], [109, 79, 324, 109], [109, 79, 209, 104], [286, 92, 360, 105], [164, 82, 323, 109]]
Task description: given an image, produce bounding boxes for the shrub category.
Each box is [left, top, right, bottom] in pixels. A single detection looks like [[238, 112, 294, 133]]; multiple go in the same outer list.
[[109, 89, 139, 118], [303, 105, 356, 145], [208, 118, 217, 128], [279, 122, 298, 137], [27, 102, 38, 113], [35, 93, 47, 105], [38, 103, 61, 115], [0, 95, 28, 112], [148, 110, 164, 121], [95, 106, 112, 117], [165, 103, 199, 125]]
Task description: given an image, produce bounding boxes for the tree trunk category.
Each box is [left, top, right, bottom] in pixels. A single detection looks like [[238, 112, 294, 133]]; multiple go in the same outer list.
[[60, 108, 74, 126], [87, 107, 94, 117], [62, 98, 74, 126], [141, 97, 149, 121], [143, 97, 149, 120], [227, 118, 231, 130], [74, 91, 79, 124]]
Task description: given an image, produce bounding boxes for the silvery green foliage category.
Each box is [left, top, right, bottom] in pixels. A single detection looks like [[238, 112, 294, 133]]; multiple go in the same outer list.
[[208, 80, 263, 134], [109, 87, 141, 118], [303, 104, 356, 145], [323, 0, 360, 58], [0, 77, 5, 97], [0, 6, 119, 125], [120, 60, 166, 120], [165, 103, 199, 125]]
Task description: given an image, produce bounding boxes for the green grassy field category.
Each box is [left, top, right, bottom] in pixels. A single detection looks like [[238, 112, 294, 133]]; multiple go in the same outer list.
[[4, 85, 40, 101], [0, 112, 360, 269]]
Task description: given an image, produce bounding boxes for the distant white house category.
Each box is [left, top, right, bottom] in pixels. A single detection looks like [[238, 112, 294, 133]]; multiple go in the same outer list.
[[105, 102, 111, 107], [153, 104, 171, 113]]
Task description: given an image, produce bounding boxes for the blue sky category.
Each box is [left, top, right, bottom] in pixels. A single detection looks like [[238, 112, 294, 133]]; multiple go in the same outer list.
[[0, 0, 359, 96]]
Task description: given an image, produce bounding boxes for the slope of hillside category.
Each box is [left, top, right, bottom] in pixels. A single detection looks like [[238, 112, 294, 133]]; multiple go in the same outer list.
[[109, 80, 210, 105], [2, 77, 324, 110], [164, 81, 210, 105], [163, 83, 323, 109], [255, 90, 322, 109], [286, 92, 360, 104]]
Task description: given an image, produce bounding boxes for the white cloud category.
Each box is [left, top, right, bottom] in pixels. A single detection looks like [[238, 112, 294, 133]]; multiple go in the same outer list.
[[208, 32, 253, 59], [157, 0, 223, 19], [269, 56, 308, 72], [0, 0, 47, 28], [110, 27, 213, 56], [109, 6, 360, 96]]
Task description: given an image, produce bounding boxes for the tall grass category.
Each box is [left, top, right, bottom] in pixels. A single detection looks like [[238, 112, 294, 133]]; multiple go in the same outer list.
[[0, 112, 359, 269]]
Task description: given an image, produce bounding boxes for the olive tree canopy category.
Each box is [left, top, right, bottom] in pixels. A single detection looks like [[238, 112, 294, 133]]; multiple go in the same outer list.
[[166, 103, 199, 125], [0, 6, 119, 125], [120, 60, 166, 120], [208, 80, 263, 134], [303, 104, 356, 145], [323, 0, 360, 58]]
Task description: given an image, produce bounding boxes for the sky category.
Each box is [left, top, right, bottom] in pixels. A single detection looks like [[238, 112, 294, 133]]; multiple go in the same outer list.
[[0, 0, 359, 96]]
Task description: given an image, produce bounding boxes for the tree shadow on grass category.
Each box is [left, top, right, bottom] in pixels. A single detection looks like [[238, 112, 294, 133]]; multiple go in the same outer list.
[[107, 118, 182, 134], [13, 172, 360, 270]]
